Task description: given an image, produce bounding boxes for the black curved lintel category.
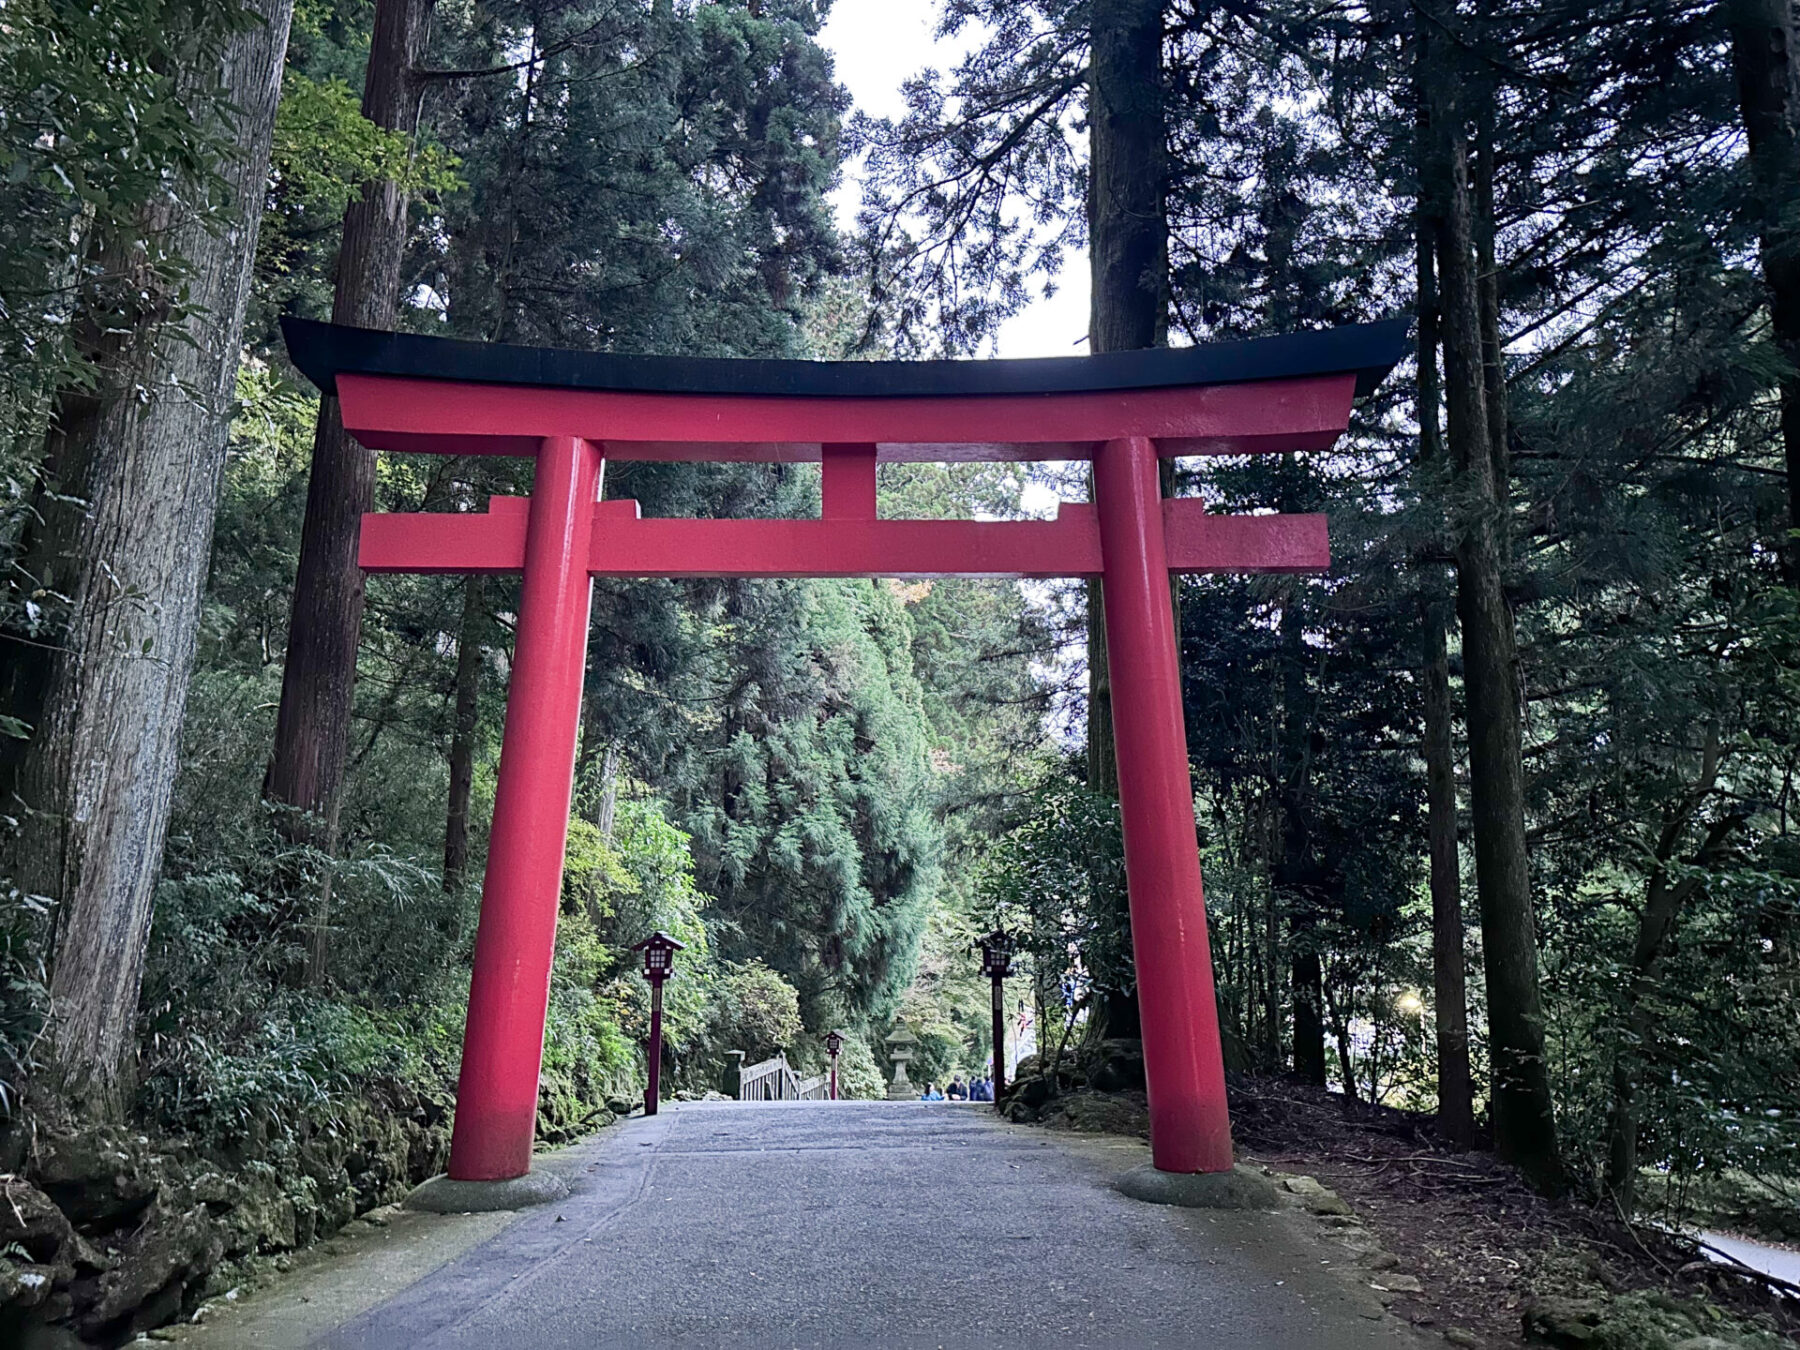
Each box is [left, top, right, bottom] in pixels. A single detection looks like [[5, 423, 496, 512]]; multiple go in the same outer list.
[[281, 315, 1410, 403]]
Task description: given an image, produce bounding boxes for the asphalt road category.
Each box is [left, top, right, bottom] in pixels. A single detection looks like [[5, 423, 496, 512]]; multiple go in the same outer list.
[[181, 1101, 1423, 1350]]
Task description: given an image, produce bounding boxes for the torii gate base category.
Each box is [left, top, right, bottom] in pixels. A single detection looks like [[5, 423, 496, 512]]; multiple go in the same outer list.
[[284, 316, 1405, 1185]]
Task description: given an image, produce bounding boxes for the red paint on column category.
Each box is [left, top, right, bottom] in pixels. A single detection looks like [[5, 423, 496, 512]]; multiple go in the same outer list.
[[821, 443, 878, 519], [1093, 436, 1234, 1174], [448, 434, 601, 1181], [645, 981, 665, 1118]]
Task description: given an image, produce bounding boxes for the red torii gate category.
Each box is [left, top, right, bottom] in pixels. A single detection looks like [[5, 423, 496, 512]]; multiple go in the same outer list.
[[284, 317, 1406, 1184]]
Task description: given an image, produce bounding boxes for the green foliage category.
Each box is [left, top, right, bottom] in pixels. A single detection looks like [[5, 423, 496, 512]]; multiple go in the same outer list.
[[0, 882, 50, 1115], [833, 1031, 888, 1101], [977, 776, 1131, 1013], [259, 70, 460, 303], [709, 961, 803, 1063], [270, 71, 460, 219], [0, 0, 248, 434]]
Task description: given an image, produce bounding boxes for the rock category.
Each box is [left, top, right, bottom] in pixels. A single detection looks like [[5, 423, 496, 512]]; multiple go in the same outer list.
[[1672, 1340, 1745, 1350], [1084, 1038, 1146, 1093], [1521, 1295, 1606, 1347], [185, 1173, 241, 1209], [1444, 1329, 1480, 1347], [1008, 1074, 1055, 1111], [1278, 1174, 1354, 1216], [1370, 1273, 1423, 1294], [1362, 1250, 1402, 1272], [33, 1129, 160, 1227], [80, 1201, 221, 1338], [0, 1177, 80, 1265], [0, 1257, 60, 1309], [604, 1097, 635, 1117], [1049, 1091, 1150, 1138]]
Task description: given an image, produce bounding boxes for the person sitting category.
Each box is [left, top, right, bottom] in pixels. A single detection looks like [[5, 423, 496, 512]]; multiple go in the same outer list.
[[919, 1082, 945, 1101], [971, 1077, 989, 1102], [947, 1076, 968, 1101]]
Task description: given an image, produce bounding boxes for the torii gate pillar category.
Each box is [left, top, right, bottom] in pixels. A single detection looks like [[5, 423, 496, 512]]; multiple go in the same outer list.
[[1094, 436, 1232, 1171], [450, 435, 600, 1179]]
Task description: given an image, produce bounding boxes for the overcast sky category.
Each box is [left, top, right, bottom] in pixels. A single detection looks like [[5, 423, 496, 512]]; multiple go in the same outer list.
[[818, 0, 1090, 360]]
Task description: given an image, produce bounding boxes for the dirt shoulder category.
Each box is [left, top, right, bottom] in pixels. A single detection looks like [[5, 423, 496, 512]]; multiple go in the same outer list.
[[1019, 1075, 1800, 1350]]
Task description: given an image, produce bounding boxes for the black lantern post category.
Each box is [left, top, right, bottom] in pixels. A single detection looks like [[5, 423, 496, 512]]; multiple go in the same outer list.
[[977, 927, 1015, 1105], [824, 1029, 846, 1100], [631, 931, 686, 1116]]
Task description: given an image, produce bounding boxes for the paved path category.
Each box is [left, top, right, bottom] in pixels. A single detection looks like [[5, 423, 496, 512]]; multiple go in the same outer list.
[[176, 1102, 1421, 1350]]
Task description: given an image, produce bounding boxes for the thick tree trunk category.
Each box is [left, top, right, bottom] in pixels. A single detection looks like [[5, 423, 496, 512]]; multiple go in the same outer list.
[[1291, 949, 1327, 1085], [1422, 11, 1564, 1193], [1086, 0, 1166, 795], [444, 575, 486, 890], [1084, 0, 1167, 1044], [1725, 0, 1800, 581], [1416, 221, 1476, 1145], [265, 0, 437, 834], [0, 0, 294, 1120]]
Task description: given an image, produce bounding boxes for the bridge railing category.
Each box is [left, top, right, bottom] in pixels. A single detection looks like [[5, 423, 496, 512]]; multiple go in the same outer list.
[[738, 1051, 799, 1100], [736, 1052, 832, 1101]]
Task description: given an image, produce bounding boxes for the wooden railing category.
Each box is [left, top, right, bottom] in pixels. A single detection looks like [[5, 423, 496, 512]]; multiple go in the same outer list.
[[736, 1051, 831, 1101]]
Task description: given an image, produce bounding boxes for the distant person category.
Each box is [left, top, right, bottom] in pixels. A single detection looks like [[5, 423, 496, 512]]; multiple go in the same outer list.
[[920, 1082, 944, 1101], [972, 1078, 990, 1102], [948, 1076, 967, 1101]]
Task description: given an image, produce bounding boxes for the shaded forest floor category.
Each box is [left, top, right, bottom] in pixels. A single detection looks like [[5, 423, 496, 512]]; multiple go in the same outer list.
[[1024, 1075, 1800, 1350]]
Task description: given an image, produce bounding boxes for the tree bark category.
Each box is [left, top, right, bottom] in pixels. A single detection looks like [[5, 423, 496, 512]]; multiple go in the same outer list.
[[265, 0, 437, 835], [1421, 9, 1564, 1193], [443, 575, 486, 890], [596, 740, 622, 843], [1725, 0, 1800, 581], [1083, 0, 1167, 1044], [1291, 949, 1327, 1085], [1086, 0, 1167, 794], [0, 0, 294, 1120], [1416, 209, 1476, 1146]]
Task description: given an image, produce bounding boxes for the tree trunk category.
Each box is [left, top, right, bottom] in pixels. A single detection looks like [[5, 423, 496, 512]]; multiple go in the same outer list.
[[1725, 0, 1800, 581], [1274, 532, 1326, 1085], [0, 0, 294, 1120], [265, 0, 437, 834], [1416, 213, 1476, 1146], [1085, 0, 1166, 790], [1421, 10, 1564, 1193], [1084, 0, 1167, 1044], [443, 575, 486, 890], [1291, 949, 1327, 1085], [596, 740, 622, 842]]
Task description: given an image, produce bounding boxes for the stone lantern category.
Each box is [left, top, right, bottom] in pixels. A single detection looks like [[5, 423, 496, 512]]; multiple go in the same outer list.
[[884, 1025, 919, 1100]]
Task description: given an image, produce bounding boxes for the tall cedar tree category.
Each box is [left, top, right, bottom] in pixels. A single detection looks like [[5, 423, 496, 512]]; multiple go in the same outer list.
[[1413, 228, 1476, 1144], [1417, 3, 1564, 1193], [264, 0, 435, 858], [1084, 0, 1168, 1041], [0, 0, 294, 1119], [1726, 0, 1800, 581]]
